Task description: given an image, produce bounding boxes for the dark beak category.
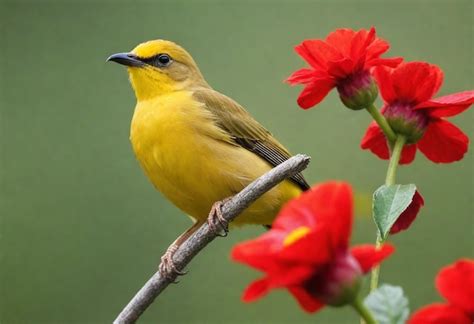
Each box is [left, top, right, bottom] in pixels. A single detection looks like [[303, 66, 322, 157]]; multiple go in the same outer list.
[[106, 52, 144, 67]]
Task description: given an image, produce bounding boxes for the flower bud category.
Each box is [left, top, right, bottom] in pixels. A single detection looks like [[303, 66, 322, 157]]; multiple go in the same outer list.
[[337, 70, 378, 110], [384, 103, 429, 143], [304, 251, 362, 307]]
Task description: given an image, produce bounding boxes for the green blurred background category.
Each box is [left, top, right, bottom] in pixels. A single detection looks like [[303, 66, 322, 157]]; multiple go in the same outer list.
[[1, 0, 472, 323]]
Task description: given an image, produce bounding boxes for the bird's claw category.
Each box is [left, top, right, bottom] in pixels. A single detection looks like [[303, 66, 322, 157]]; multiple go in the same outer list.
[[159, 244, 187, 282], [207, 199, 230, 237]]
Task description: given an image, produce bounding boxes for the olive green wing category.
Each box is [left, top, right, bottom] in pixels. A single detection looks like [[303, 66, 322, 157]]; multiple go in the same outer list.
[[193, 88, 310, 191]]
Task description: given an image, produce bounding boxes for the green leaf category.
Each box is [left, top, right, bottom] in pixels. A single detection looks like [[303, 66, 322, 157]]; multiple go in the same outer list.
[[364, 284, 410, 324], [373, 184, 416, 239]]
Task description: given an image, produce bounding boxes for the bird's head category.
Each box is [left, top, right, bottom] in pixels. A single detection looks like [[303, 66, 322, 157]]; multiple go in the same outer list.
[[107, 40, 208, 101]]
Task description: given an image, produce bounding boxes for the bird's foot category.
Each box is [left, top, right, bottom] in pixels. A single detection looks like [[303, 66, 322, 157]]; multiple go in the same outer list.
[[207, 198, 231, 237], [159, 243, 187, 282]]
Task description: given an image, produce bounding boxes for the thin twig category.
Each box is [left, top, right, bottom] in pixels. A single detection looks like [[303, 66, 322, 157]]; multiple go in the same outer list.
[[113, 154, 311, 324]]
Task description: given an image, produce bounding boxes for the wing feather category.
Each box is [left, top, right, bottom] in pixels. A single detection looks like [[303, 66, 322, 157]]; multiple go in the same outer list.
[[193, 88, 310, 191]]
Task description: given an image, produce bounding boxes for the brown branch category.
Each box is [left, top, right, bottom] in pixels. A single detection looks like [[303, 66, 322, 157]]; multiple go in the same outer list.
[[113, 154, 311, 324]]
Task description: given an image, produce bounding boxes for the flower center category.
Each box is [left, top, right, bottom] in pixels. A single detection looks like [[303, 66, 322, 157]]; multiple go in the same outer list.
[[283, 226, 311, 246], [383, 102, 430, 143]]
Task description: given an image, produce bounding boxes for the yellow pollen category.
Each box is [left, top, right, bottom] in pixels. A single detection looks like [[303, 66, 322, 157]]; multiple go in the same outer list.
[[283, 226, 311, 246]]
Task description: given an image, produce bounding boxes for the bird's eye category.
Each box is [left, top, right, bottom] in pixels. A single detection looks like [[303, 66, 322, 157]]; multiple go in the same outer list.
[[155, 54, 172, 67]]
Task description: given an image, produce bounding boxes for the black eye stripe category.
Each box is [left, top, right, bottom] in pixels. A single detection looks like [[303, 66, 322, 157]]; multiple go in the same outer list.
[[140, 53, 173, 68]]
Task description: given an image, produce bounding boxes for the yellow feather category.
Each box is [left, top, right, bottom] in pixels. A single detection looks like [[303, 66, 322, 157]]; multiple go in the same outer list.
[[130, 90, 301, 226], [111, 39, 306, 227]]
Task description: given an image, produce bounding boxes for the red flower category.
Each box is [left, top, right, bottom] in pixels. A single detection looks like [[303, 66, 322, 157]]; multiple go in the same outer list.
[[287, 27, 402, 109], [409, 259, 474, 324], [361, 62, 474, 164], [390, 191, 424, 235], [231, 181, 394, 312]]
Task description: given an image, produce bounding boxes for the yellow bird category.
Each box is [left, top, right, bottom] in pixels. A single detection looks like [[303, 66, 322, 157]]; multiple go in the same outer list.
[[107, 40, 309, 275]]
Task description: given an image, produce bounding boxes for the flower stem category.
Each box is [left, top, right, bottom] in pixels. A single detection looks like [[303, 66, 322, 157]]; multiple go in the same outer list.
[[352, 297, 377, 324], [366, 104, 397, 143], [385, 135, 406, 186], [370, 134, 406, 291], [369, 235, 383, 291]]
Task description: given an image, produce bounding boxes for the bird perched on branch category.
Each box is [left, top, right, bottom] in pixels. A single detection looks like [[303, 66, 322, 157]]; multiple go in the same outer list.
[[107, 40, 309, 277]]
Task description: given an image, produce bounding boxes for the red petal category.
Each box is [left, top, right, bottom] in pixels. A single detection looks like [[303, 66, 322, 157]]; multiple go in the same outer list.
[[365, 37, 389, 61], [295, 28, 399, 82], [274, 181, 353, 250], [327, 58, 355, 79], [409, 303, 471, 324], [266, 265, 315, 287], [231, 231, 285, 271], [365, 31, 403, 69], [325, 28, 357, 58], [391, 62, 444, 104], [296, 78, 335, 109], [350, 244, 395, 274], [295, 40, 341, 70], [350, 27, 375, 68], [436, 259, 474, 315], [242, 278, 270, 302], [417, 120, 469, 163], [374, 66, 396, 103], [286, 68, 317, 85], [288, 286, 325, 313], [274, 200, 317, 232], [278, 230, 331, 265], [390, 191, 424, 234], [308, 182, 353, 250], [415, 90, 474, 118], [399, 144, 417, 165], [367, 57, 403, 69], [274, 184, 333, 232], [361, 121, 390, 160], [351, 27, 375, 56]]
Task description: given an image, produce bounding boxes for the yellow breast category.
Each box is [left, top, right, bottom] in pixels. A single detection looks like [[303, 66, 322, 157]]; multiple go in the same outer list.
[[130, 91, 301, 226]]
